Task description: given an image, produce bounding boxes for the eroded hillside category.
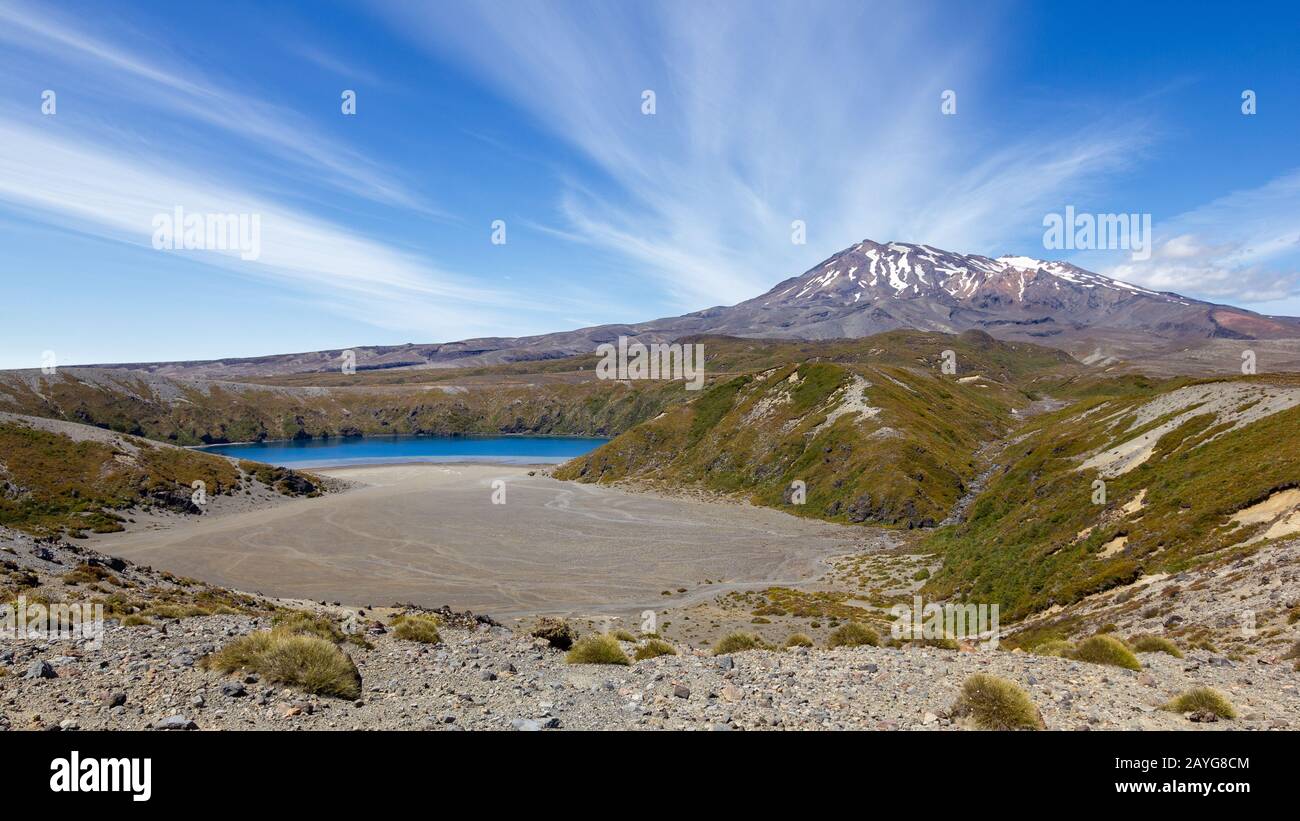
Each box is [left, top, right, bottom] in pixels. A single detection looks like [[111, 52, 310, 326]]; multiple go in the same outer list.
[[0, 413, 324, 537], [925, 375, 1300, 620]]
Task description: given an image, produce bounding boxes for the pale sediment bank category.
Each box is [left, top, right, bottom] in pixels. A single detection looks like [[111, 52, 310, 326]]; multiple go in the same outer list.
[[91, 463, 872, 620]]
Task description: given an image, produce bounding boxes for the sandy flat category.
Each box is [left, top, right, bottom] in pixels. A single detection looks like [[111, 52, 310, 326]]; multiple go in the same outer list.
[[92, 464, 868, 619]]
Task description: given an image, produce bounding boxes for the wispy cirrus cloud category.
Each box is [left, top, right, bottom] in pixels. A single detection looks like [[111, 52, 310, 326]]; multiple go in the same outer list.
[[0, 116, 524, 336], [376, 0, 1149, 308], [0, 0, 435, 214]]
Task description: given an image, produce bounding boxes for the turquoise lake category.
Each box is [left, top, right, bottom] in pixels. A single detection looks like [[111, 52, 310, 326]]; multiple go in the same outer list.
[[197, 435, 608, 469]]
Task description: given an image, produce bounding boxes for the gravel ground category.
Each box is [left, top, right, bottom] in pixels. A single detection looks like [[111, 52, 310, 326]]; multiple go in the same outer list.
[[4, 613, 1297, 732], [3, 529, 1297, 732]]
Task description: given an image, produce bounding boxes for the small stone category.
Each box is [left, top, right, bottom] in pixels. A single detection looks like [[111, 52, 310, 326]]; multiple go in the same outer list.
[[511, 718, 541, 731], [106, 692, 127, 708], [673, 684, 691, 699], [24, 660, 56, 679], [155, 715, 197, 730], [220, 682, 247, 698], [715, 656, 735, 671]]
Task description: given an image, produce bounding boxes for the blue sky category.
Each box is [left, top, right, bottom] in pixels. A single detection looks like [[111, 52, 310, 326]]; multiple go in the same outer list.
[[1, 0, 1298, 369]]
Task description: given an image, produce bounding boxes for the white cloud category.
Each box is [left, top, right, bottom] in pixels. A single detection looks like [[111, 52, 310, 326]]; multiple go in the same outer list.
[[1106, 169, 1300, 304]]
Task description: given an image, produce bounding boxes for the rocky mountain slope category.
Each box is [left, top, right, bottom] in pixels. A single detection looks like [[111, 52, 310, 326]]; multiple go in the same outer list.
[[62, 239, 1300, 379], [555, 331, 1073, 528]]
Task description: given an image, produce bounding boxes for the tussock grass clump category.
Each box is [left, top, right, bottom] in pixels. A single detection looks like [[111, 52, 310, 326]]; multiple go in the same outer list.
[[142, 603, 210, 620], [712, 632, 766, 655], [1031, 639, 1075, 657], [633, 639, 677, 660], [205, 632, 361, 699], [609, 628, 637, 642], [566, 634, 631, 665], [1071, 634, 1141, 670], [121, 614, 153, 627], [276, 609, 371, 648], [391, 614, 442, 644], [530, 617, 577, 650], [1129, 634, 1183, 658], [784, 633, 814, 648], [952, 674, 1045, 730], [274, 611, 343, 640], [826, 622, 879, 648], [1163, 687, 1236, 719]]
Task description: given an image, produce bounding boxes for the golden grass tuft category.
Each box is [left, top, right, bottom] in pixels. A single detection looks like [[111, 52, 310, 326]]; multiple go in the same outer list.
[[609, 628, 638, 642], [391, 614, 442, 644], [566, 634, 631, 665], [1071, 634, 1142, 670], [712, 632, 766, 655], [784, 633, 814, 648], [121, 614, 153, 627], [204, 632, 361, 699], [951, 673, 1045, 730], [633, 639, 677, 660], [1162, 687, 1236, 719], [826, 622, 879, 648]]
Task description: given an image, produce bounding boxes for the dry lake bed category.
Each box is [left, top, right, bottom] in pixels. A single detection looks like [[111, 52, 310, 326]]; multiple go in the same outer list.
[[93, 464, 869, 620]]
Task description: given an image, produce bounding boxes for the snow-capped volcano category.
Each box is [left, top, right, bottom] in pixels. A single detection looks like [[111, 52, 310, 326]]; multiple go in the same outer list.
[[716, 238, 1296, 349], [77, 238, 1300, 379]]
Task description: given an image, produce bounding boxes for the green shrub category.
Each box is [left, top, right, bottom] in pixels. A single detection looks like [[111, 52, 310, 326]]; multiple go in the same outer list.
[[204, 632, 361, 699], [952, 674, 1044, 730], [712, 632, 765, 655], [1163, 687, 1236, 719], [826, 622, 879, 648], [1129, 635, 1183, 658], [392, 614, 442, 644], [566, 634, 631, 665], [633, 639, 677, 660], [1071, 634, 1141, 670], [784, 633, 814, 648]]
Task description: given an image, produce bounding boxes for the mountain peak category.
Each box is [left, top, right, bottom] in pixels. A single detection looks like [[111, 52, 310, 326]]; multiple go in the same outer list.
[[757, 239, 1173, 307]]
